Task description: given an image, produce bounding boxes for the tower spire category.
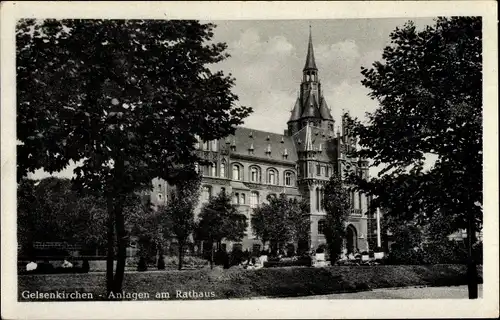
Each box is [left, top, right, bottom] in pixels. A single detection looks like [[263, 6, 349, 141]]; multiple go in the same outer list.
[[304, 26, 317, 71]]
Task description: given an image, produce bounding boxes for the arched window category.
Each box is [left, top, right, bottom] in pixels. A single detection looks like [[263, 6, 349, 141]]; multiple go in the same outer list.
[[250, 191, 259, 208], [267, 168, 278, 185], [284, 171, 294, 186], [233, 192, 239, 204], [318, 219, 326, 234], [232, 164, 242, 181], [202, 186, 212, 202], [211, 162, 216, 177], [240, 193, 246, 204], [250, 166, 261, 183], [220, 161, 226, 178]]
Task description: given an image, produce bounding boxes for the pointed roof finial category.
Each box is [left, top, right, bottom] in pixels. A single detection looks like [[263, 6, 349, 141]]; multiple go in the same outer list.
[[304, 25, 317, 71]]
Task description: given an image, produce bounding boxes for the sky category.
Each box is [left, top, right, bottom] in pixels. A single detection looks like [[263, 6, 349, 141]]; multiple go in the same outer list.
[[208, 18, 437, 133], [28, 18, 438, 180]]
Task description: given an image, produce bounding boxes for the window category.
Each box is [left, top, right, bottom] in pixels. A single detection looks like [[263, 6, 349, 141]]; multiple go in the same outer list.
[[316, 164, 321, 176], [220, 187, 226, 195], [250, 191, 259, 208], [285, 172, 292, 186], [202, 186, 211, 202], [202, 141, 210, 151], [316, 187, 320, 211], [220, 161, 226, 178], [326, 166, 330, 177], [321, 166, 325, 176], [318, 220, 326, 234], [211, 140, 218, 152], [157, 193, 163, 201], [233, 192, 239, 204], [232, 164, 241, 181], [240, 193, 246, 204], [211, 162, 216, 177], [267, 169, 277, 185], [250, 166, 261, 183]]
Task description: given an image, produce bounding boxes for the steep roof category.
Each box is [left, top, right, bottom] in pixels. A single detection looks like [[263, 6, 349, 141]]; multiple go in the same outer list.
[[226, 127, 298, 163], [319, 96, 333, 120], [292, 124, 338, 162], [288, 97, 302, 122], [301, 92, 321, 118], [303, 28, 318, 71]]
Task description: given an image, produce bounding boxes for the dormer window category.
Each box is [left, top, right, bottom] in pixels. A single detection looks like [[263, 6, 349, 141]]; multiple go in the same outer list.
[[230, 139, 236, 151], [248, 143, 254, 155], [283, 148, 288, 159], [265, 144, 271, 156]]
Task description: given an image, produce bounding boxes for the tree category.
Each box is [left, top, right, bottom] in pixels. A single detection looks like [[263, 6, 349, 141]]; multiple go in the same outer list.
[[16, 19, 252, 295], [322, 175, 352, 263], [126, 195, 160, 263], [349, 17, 482, 298], [159, 170, 201, 270], [251, 194, 310, 254], [17, 177, 108, 255], [196, 191, 247, 268]]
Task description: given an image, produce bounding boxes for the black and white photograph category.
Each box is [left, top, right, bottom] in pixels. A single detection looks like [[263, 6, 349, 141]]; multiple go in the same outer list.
[[1, 1, 498, 319]]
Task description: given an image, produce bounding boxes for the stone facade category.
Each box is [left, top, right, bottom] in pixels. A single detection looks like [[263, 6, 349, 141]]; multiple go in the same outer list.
[[150, 30, 372, 254]]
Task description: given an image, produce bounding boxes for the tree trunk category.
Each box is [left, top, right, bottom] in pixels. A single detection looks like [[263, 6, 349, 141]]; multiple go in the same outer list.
[[466, 213, 478, 299], [105, 197, 115, 297], [113, 198, 126, 294], [210, 241, 214, 269], [178, 241, 184, 271]]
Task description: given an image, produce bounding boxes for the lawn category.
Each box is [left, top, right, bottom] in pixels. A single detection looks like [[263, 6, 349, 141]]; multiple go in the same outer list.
[[18, 264, 482, 301]]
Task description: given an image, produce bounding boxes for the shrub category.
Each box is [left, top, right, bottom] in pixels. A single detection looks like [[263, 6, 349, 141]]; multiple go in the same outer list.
[[422, 240, 467, 264], [82, 259, 90, 273], [157, 255, 165, 270], [137, 257, 147, 271]]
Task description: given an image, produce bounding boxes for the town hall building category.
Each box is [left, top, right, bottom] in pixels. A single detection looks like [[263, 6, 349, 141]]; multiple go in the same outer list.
[[150, 31, 373, 255]]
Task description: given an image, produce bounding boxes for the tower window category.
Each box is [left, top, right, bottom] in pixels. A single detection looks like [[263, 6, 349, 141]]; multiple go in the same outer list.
[[318, 220, 326, 234], [220, 161, 226, 178], [285, 171, 293, 186], [316, 164, 321, 176]]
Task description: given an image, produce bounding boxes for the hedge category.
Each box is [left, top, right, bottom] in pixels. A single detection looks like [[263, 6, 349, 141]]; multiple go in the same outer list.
[[18, 264, 481, 301]]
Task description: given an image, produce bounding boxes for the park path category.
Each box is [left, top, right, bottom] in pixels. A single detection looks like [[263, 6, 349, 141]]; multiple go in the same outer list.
[[272, 285, 483, 299]]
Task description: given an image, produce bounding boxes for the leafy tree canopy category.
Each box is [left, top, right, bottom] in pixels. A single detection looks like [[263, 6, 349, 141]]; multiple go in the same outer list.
[[251, 194, 310, 251], [322, 175, 352, 261], [17, 177, 107, 249], [16, 19, 252, 196], [349, 17, 482, 235], [196, 191, 248, 244]]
